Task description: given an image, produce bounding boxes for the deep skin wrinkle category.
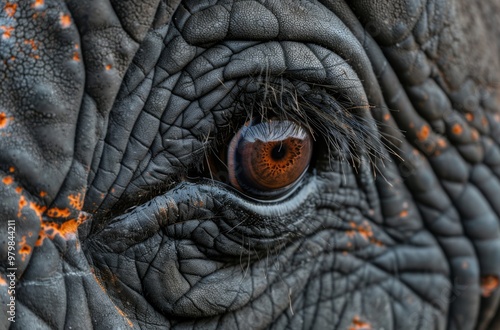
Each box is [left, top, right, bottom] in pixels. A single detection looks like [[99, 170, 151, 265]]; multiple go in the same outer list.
[[1, 0, 500, 329]]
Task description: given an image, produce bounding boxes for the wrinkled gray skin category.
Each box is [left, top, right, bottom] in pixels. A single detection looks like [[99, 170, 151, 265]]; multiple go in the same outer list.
[[1, 0, 500, 329]]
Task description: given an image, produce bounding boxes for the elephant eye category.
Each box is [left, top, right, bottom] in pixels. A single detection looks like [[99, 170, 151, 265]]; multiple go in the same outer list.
[[222, 119, 313, 199]]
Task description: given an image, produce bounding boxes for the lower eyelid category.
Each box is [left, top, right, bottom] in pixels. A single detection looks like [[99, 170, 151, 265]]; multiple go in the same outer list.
[[90, 177, 320, 252]]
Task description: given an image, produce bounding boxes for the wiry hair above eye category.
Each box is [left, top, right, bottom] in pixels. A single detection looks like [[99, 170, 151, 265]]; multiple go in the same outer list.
[[229, 76, 389, 172]]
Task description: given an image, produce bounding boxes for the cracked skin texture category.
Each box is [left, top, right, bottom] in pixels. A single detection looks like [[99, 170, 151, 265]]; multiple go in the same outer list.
[[1, 0, 500, 329]]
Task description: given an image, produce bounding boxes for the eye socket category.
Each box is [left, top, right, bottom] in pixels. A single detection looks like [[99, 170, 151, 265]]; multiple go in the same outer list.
[[226, 119, 313, 199]]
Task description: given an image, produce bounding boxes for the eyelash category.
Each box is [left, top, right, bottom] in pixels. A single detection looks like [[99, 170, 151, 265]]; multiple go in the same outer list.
[[188, 78, 386, 201]]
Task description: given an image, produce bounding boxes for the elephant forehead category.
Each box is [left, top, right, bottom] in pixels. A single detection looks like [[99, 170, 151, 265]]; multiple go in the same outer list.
[[181, 0, 348, 47]]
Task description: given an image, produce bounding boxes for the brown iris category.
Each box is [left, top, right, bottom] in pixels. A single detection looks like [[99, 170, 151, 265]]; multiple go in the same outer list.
[[227, 119, 312, 198]]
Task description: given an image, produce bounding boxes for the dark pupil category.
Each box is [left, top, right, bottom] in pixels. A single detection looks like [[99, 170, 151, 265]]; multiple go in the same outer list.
[[271, 144, 287, 160]]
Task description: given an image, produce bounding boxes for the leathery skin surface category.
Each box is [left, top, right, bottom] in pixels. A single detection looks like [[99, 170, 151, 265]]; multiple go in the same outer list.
[[1, 1, 500, 329]]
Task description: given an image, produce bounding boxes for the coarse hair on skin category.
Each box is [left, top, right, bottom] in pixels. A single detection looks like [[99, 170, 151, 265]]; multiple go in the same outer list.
[[217, 75, 391, 175]]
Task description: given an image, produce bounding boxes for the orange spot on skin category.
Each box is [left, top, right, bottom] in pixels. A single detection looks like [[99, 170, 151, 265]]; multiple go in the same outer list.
[[29, 202, 46, 222], [437, 138, 447, 148], [2, 176, 13, 185], [192, 199, 204, 207], [471, 129, 479, 141], [0, 277, 6, 286], [399, 210, 409, 218], [35, 234, 44, 246], [35, 217, 86, 246], [348, 221, 374, 241], [15, 186, 22, 194], [114, 305, 134, 328], [416, 125, 430, 141], [383, 113, 390, 121], [60, 219, 79, 235], [18, 236, 32, 261], [46, 207, 71, 218], [18, 195, 27, 217], [75, 43, 79, 50], [452, 124, 463, 135], [0, 25, 14, 39], [357, 222, 373, 241], [72, 51, 80, 62], [9, 167, 14, 173], [93, 273, 107, 292], [31, 0, 44, 8], [349, 316, 372, 330], [68, 193, 83, 210], [39, 191, 46, 197], [465, 113, 474, 122], [370, 238, 384, 247], [24, 39, 38, 51], [481, 276, 499, 297], [19, 245, 31, 261], [59, 13, 71, 28], [105, 64, 112, 71], [0, 112, 8, 128], [4, 2, 17, 17]]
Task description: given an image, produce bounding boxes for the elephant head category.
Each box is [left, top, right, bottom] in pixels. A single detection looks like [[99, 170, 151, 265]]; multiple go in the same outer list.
[[1, 0, 500, 329]]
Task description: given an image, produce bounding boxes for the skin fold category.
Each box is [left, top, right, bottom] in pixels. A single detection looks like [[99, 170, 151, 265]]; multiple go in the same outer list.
[[0, 0, 500, 329]]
